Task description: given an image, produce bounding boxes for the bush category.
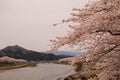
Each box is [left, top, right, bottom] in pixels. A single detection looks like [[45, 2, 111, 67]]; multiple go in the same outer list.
[[81, 76, 87, 80], [74, 62, 83, 72]]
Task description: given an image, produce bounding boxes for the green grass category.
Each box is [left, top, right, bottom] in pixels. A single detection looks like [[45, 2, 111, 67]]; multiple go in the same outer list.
[[0, 63, 25, 67], [28, 62, 37, 67], [74, 62, 83, 72], [0, 62, 37, 70]]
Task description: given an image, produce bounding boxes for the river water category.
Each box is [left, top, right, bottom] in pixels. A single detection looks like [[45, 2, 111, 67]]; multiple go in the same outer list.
[[0, 63, 75, 80]]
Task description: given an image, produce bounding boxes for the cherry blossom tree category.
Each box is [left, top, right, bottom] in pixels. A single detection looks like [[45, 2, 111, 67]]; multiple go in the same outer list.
[[51, 0, 120, 79], [50, 0, 120, 60]]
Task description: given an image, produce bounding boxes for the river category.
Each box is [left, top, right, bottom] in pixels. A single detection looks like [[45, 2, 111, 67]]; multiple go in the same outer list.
[[0, 63, 75, 80]]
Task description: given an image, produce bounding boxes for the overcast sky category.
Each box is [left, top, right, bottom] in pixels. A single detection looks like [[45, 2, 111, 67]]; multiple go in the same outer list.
[[0, 0, 96, 52]]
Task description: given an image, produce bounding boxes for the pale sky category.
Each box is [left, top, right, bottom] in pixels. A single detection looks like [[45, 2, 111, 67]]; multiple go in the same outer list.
[[0, 0, 96, 52]]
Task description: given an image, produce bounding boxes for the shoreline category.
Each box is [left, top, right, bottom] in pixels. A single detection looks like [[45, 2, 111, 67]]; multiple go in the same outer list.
[[0, 62, 37, 70], [0, 62, 76, 80], [0, 63, 75, 80], [0, 63, 29, 70], [0, 61, 69, 71]]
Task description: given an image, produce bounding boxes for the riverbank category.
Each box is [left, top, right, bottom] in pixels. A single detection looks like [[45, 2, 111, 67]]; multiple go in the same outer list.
[[0, 62, 37, 70], [0, 61, 69, 71], [0, 63, 75, 80]]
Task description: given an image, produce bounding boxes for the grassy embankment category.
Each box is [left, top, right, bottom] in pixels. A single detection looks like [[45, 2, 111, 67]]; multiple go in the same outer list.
[[0, 62, 37, 70], [0, 61, 68, 70], [38, 61, 70, 65]]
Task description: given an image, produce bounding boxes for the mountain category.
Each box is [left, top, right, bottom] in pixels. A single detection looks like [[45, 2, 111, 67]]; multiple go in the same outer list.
[[0, 45, 67, 61], [52, 50, 81, 56]]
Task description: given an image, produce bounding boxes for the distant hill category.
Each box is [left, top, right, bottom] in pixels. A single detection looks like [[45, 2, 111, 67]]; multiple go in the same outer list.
[[0, 45, 68, 61], [52, 50, 81, 56]]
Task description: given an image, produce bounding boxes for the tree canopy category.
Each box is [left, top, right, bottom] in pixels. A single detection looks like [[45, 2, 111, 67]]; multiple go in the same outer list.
[[50, 0, 120, 79], [50, 0, 120, 56]]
